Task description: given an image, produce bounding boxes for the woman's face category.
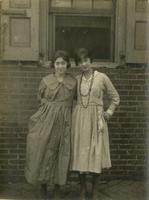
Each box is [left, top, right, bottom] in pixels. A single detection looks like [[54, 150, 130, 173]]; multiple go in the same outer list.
[[54, 57, 67, 74], [78, 57, 91, 72]]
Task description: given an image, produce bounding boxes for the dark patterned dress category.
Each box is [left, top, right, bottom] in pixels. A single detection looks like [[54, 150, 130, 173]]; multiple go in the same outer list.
[[25, 73, 76, 185]]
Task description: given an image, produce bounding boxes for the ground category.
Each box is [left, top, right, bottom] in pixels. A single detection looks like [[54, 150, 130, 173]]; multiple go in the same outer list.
[[0, 179, 148, 200]]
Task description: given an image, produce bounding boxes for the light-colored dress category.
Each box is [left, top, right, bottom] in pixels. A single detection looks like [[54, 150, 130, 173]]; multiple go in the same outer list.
[[71, 71, 120, 173], [25, 73, 76, 185]]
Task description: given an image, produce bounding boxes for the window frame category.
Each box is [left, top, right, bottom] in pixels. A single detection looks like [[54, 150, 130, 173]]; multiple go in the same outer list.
[[0, 0, 3, 59], [49, 10, 115, 62], [39, 0, 126, 68]]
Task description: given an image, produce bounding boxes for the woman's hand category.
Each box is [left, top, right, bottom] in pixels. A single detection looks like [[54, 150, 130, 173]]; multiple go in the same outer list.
[[40, 98, 47, 105], [104, 111, 112, 121]]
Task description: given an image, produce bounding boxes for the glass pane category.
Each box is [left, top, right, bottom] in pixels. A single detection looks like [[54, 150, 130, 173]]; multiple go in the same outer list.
[[51, 0, 71, 7], [55, 16, 112, 60], [73, 0, 92, 9]]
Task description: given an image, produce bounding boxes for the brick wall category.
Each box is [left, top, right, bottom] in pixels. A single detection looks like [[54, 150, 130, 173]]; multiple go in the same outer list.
[[0, 63, 148, 183]]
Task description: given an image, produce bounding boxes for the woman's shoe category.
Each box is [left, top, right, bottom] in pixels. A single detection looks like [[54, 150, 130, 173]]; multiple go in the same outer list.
[[41, 184, 48, 200], [79, 174, 87, 200], [53, 184, 61, 200], [80, 189, 87, 200]]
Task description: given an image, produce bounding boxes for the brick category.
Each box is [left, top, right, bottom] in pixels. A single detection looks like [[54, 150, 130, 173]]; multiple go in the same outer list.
[[120, 155, 137, 159], [0, 165, 18, 170], [112, 160, 128, 165], [0, 160, 8, 164], [0, 150, 8, 154], [0, 64, 148, 181]]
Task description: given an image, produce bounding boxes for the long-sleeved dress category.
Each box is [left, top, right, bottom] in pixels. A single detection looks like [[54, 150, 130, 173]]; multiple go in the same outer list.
[[25, 73, 76, 185], [71, 70, 120, 173]]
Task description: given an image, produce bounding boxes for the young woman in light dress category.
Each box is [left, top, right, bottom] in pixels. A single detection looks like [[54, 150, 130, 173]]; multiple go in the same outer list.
[[71, 48, 120, 199], [25, 50, 76, 200]]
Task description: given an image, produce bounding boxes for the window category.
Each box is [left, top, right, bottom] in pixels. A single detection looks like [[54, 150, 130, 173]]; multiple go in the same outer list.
[[1, 0, 147, 64], [49, 0, 115, 62]]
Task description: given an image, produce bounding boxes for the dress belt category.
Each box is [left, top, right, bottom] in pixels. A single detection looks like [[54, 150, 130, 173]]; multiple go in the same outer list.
[[76, 102, 103, 106], [46, 101, 72, 107]]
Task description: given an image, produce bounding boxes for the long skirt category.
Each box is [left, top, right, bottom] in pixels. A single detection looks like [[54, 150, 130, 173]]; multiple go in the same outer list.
[[71, 104, 111, 173], [25, 102, 72, 185]]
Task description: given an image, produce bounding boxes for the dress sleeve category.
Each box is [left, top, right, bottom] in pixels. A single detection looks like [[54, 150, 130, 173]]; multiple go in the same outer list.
[[103, 74, 120, 116], [37, 79, 47, 104], [73, 77, 78, 100]]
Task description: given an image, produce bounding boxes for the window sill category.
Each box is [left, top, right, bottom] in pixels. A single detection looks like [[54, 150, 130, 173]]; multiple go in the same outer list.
[[49, 7, 113, 16], [91, 62, 121, 69], [39, 60, 122, 69], [70, 61, 121, 69]]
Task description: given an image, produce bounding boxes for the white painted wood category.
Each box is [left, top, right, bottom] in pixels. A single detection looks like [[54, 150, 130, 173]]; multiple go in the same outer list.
[[10, 17, 30, 47], [73, 0, 92, 8], [10, 0, 31, 8], [135, 21, 147, 50], [51, 0, 71, 7], [93, 0, 113, 10], [0, 0, 2, 59], [115, 0, 126, 65], [1, 0, 39, 61], [126, 0, 148, 63], [50, 0, 113, 10], [39, 0, 49, 60]]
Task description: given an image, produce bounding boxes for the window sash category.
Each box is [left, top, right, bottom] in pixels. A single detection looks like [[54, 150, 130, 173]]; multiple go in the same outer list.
[[40, 0, 126, 68], [50, 0, 113, 10], [49, 12, 115, 62]]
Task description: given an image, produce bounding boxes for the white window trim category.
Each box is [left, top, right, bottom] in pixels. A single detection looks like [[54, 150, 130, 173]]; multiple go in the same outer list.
[[39, 0, 127, 68], [49, 12, 114, 62]]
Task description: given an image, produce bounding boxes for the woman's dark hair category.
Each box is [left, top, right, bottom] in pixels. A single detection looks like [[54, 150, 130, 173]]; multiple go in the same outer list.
[[74, 48, 93, 66], [51, 50, 71, 68]]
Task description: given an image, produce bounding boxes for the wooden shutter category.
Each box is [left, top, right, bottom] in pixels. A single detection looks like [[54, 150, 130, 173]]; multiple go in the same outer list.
[[126, 0, 148, 63], [1, 0, 39, 61], [115, 0, 126, 65]]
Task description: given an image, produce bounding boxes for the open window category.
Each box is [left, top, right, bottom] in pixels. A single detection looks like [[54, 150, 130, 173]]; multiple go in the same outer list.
[[1, 0, 147, 64], [48, 0, 116, 64], [55, 15, 113, 61]]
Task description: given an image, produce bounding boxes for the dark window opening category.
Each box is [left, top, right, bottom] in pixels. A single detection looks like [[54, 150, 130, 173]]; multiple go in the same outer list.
[[55, 16, 112, 61]]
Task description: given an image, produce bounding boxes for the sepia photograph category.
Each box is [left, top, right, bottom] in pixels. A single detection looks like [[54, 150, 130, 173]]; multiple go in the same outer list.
[[0, 0, 148, 199]]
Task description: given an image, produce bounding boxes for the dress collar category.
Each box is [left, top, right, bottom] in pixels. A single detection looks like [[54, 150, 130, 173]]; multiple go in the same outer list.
[[43, 73, 76, 90]]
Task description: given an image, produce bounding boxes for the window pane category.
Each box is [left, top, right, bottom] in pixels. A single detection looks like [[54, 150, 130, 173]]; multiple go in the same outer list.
[[55, 16, 112, 60], [51, 0, 71, 7], [50, 0, 113, 10]]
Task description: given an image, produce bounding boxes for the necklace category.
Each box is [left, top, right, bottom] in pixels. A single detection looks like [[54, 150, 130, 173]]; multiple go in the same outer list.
[[79, 72, 94, 108]]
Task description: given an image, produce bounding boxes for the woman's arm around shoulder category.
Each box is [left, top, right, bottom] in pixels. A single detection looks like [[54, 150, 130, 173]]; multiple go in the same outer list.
[[37, 76, 48, 105]]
